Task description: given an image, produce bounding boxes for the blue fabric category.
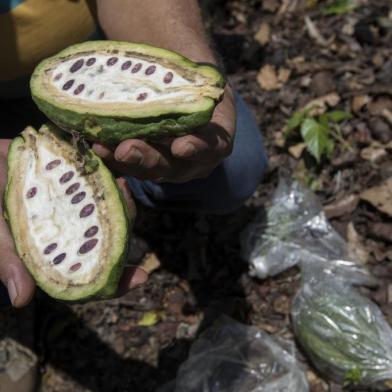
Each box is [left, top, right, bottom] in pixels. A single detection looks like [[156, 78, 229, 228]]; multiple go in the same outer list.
[[127, 93, 268, 214], [0, 0, 24, 14]]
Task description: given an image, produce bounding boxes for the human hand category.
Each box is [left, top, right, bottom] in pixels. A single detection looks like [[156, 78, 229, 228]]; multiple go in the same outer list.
[[92, 86, 236, 183], [0, 140, 147, 307]]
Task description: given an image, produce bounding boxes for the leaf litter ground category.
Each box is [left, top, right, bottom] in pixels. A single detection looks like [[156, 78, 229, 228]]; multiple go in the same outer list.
[[1, 1, 391, 391]]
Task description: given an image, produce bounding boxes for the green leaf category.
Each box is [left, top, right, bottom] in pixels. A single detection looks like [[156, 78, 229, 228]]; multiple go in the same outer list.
[[300, 118, 334, 163], [286, 110, 306, 135], [322, 0, 358, 15], [326, 110, 352, 123], [138, 311, 165, 327]]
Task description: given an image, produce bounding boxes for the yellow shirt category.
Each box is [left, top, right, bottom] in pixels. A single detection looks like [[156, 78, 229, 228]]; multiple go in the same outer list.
[[0, 0, 99, 96]]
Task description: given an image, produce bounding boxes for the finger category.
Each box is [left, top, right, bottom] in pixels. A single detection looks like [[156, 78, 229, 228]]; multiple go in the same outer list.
[[92, 143, 115, 160], [171, 88, 236, 162], [0, 249, 36, 307], [170, 124, 233, 162], [116, 266, 148, 296], [110, 139, 192, 181]]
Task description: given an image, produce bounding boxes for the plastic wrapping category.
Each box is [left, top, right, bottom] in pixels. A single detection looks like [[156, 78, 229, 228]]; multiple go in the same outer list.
[[292, 278, 392, 390], [241, 179, 353, 279], [159, 316, 309, 392], [241, 178, 391, 390], [241, 178, 375, 286]]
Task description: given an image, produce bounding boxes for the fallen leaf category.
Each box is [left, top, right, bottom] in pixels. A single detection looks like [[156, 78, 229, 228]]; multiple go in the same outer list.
[[288, 143, 306, 159], [360, 178, 392, 216], [138, 311, 165, 327], [278, 67, 291, 83], [360, 143, 387, 163], [274, 131, 286, 147], [254, 22, 271, 46], [342, 17, 357, 35], [257, 65, 279, 91], [140, 252, 161, 274], [368, 97, 392, 116], [382, 108, 392, 126], [305, 16, 334, 46], [347, 222, 369, 264], [351, 94, 370, 113], [262, 0, 280, 12], [303, 93, 341, 116], [324, 194, 359, 219]]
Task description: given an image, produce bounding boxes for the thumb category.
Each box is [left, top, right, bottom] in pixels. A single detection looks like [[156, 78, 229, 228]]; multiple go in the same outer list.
[[0, 249, 36, 307]]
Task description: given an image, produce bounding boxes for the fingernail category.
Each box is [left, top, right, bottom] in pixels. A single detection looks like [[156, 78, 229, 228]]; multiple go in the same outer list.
[[181, 144, 196, 158], [7, 279, 18, 306], [117, 148, 143, 164]]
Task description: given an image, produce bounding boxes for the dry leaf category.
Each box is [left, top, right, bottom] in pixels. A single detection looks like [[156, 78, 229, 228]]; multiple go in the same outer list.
[[360, 144, 387, 163], [360, 178, 392, 216], [288, 143, 306, 159], [257, 65, 280, 91], [368, 97, 392, 116], [303, 92, 341, 115], [305, 16, 334, 47], [342, 17, 357, 36], [262, 0, 280, 12], [351, 95, 370, 113], [324, 194, 359, 219], [347, 222, 369, 265], [278, 67, 291, 83], [274, 131, 286, 147], [382, 108, 392, 126], [254, 23, 271, 46], [140, 252, 161, 274]]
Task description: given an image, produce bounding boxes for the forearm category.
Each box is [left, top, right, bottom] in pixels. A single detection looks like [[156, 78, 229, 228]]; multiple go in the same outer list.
[[97, 0, 217, 64]]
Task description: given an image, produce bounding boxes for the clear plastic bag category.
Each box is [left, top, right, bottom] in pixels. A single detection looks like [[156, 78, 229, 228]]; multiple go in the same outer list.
[[159, 316, 309, 392], [241, 178, 373, 283], [292, 278, 392, 390]]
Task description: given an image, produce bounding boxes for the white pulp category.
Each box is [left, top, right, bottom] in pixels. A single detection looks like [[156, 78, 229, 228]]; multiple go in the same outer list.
[[52, 54, 193, 103], [23, 144, 102, 283]]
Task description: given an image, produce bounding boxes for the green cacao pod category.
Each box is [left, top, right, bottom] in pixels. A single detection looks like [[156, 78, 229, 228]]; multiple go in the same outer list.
[[292, 280, 392, 390], [4, 124, 131, 301], [30, 41, 226, 144]]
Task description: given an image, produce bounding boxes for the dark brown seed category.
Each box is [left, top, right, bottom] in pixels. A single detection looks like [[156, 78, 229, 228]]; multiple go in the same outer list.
[[107, 57, 118, 66], [137, 92, 148, 101], [71, 191, 86, 204], [131, 63, 142, 73], [54, 73, 63, 81], [53, 253, 66, 265], [74, 84, 85, 95], [78, 239, 98, 254], [86, 57, 96, 66], [80, 204, 95, 218], [70, 59, 84, 73], [44, 243, 57, 255], [164, 72, 174, 84], [145, 65, 156, 75], [69, 263, 81, 272], [46, 159, 61, 170], [63, 79, 75, 90], [84, 226, 99, 238], [65, 182, 80, 195], [26, 187, 37, 199], [59, 171, 74, 184], [121, 61, 132, 70]]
